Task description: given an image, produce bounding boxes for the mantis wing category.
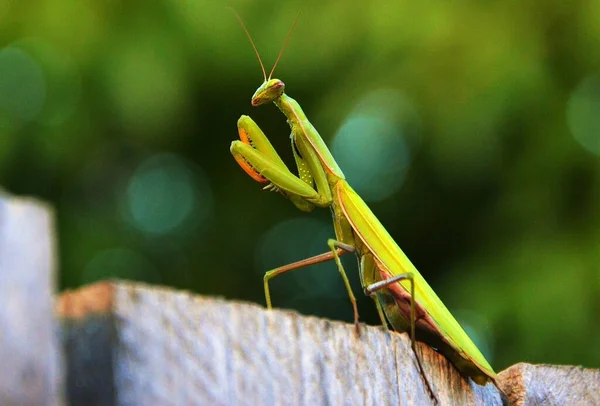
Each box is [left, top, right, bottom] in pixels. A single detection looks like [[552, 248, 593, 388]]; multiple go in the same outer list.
[[335, 180, 497, 383]]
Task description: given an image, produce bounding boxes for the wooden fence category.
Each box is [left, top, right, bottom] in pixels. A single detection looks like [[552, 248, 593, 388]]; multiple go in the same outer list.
[[1, 191, 598, 405]]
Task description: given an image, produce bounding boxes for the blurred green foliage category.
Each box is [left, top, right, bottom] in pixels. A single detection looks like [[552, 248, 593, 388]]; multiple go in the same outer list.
[[1, 0, 599, 372]]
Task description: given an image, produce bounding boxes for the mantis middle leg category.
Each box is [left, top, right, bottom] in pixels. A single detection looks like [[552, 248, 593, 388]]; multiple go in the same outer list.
[[263, 240, 360, 329]]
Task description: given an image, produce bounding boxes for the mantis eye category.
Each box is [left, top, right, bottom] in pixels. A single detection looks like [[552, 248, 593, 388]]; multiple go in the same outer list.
[[267, 78, 285, 91]]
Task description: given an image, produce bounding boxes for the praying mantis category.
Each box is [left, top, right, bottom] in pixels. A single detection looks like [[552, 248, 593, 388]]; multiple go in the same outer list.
[[229, 12, 505, 401]]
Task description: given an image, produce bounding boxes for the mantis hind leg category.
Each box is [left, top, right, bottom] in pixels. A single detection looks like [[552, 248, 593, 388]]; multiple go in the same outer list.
[[359, 254, 390, 330], [372, 294, 390, 331], [365, 273, 439, 404]]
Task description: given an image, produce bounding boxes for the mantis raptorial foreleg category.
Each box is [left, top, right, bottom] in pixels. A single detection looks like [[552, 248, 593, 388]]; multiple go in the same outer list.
[[231, 116, 317, 212], [232, 114, 333, 208], [232, 115, 334, 210]]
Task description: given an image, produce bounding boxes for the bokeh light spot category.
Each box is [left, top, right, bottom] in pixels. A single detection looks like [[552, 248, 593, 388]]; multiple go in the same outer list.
[[333, 116, 409, 203], [82, 248, 161, 285], [123, 153, 213, 236], [256, 218, 346, 313], [103, 32, 188, 138], [332, 89, 419, 202], [14, 38, 82, 126], [567, 74, 600, 156], [0, 47, 45, 123]]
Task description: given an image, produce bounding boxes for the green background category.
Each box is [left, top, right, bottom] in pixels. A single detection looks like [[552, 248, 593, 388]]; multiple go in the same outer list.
[[1, 0, 599, 372]]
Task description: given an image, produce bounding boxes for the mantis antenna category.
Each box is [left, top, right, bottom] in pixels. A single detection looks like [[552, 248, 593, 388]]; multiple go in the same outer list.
[[229, 7, 268, 82], [267, 12, 300, 80], [229, 8, 300, 81]]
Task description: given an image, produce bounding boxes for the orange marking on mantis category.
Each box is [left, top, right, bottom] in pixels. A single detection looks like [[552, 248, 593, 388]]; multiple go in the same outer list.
[[238, 127, 252, 145], [234, 155, 268, 183], [234, 127, 268, 183]]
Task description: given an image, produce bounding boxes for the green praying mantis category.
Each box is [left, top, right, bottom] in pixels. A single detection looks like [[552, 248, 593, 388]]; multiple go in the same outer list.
[[229, 12, 505, 401]]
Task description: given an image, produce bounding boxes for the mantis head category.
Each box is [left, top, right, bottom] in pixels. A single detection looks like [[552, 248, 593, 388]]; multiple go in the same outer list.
[[251, 79, 285, 106]]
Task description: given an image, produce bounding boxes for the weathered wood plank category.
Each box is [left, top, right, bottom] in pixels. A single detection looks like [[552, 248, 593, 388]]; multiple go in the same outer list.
[[58, 283, 115, 406], [0, 192, 62, 406], [57, 281, 504, 406], [499, 362, 600, 405]]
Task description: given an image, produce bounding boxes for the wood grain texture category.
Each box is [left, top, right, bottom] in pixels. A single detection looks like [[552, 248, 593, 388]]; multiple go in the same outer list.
[[499, 362, 600, 405], [0, 192, 62, 406], [57, 281, 504, 406]]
